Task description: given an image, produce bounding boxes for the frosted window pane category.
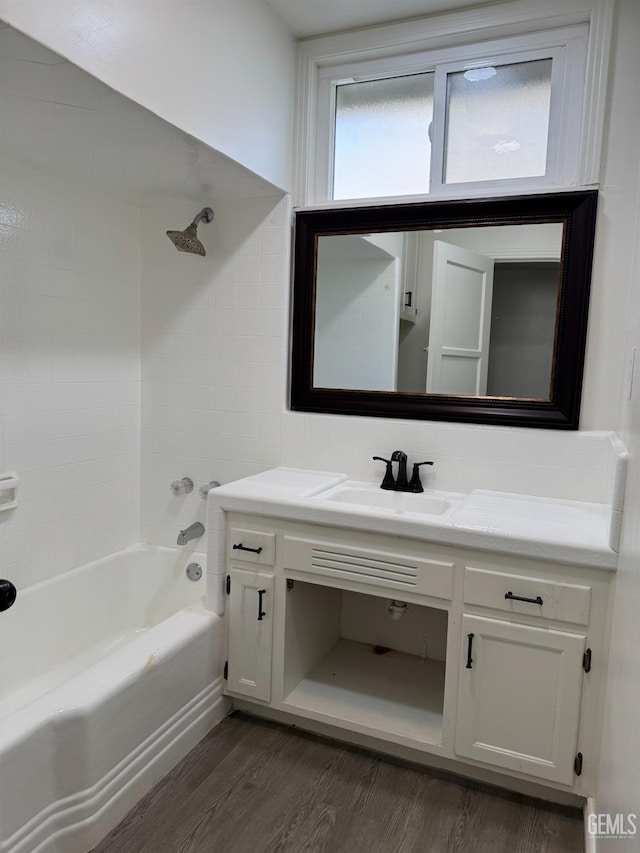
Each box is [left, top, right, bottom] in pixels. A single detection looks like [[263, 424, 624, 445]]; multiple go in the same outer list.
[[333, 73, 434, 200], [445, 59, 552, 184]]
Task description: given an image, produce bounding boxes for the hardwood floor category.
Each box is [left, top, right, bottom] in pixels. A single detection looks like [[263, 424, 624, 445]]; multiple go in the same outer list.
[[92, 713, 584, 853]]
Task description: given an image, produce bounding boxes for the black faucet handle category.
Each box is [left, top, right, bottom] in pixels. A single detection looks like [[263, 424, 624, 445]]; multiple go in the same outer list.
[[372, 456, 396, 490], [409, 461, 434, 493]]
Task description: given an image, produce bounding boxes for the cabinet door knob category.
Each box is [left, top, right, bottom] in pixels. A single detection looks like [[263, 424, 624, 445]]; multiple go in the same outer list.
[[257, 589, 266, 621], [465, 633, 474, 669]]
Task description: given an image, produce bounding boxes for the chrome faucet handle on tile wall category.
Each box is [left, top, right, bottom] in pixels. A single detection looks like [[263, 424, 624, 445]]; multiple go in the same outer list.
[[200, 481, 221, 500], [170, 477, 194, 496]]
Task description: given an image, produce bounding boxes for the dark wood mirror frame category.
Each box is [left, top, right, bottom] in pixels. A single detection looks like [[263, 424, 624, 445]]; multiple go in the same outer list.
[[290, 191, 598, 429]]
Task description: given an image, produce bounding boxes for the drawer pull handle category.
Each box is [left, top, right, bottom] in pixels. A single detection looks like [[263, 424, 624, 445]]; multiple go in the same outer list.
[[465, 633, 474, 669], [257, 589, 266, 621], [233, 543, 263, 555], [505, 591, 544, 606]]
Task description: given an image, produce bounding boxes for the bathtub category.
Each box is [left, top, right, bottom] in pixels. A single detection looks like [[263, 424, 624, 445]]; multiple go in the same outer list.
[[0, 544, 229, 853]]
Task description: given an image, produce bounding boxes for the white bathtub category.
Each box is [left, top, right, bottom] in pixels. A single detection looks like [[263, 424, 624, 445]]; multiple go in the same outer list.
[[0, 544, 228, 853]]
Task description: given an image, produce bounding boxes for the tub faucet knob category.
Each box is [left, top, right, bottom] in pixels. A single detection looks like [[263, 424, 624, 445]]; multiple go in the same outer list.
[[170, 477, 194, 496], [199, 481, 221, 500]]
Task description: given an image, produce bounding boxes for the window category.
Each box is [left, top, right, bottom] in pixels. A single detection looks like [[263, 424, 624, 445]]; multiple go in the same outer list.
[[443, 58, 553, 184], [301, 17, 600, 205], [333, 72, 434, 200]]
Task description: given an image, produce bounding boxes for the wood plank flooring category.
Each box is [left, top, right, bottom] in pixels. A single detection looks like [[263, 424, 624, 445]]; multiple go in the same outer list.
[[92, 713, 584, 853]]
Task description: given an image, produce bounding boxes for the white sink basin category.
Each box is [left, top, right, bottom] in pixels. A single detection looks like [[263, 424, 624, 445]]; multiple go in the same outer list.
[[319, 483, 455, 516]]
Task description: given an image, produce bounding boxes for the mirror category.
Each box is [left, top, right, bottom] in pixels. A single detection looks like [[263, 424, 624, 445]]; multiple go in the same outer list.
[[291, 191, 598, 428]]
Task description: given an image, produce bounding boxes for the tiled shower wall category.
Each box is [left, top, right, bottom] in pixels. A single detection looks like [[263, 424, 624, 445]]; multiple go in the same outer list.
[[0, 159, 140, 589], [140, 196, 615, 550], [140, 196, 289, 546]]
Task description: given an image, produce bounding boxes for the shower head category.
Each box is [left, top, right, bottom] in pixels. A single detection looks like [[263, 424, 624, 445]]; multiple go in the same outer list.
[[166, 207, 214, 256]]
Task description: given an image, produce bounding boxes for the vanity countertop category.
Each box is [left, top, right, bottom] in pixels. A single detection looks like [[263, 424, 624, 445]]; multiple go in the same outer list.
[[210, 468, 617, 571]]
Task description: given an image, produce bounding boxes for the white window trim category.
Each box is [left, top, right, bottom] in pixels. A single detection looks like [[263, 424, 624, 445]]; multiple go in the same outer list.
[[319, 29, 586, 201], [294, 0, 614, 208]]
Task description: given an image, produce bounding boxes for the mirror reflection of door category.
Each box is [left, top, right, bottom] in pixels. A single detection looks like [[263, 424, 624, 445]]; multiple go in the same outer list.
[[426, 241, 495, 395], [396, 223, 562, 398]]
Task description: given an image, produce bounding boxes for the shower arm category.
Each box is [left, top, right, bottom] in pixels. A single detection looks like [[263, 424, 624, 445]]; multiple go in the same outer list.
[[191, 208, 214, 227]]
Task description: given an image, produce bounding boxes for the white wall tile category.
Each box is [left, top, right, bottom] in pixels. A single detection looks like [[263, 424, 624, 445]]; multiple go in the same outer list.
[[237, 254, 260, 283], [0, 155, 141, 589], [0, 55, 54, 101]]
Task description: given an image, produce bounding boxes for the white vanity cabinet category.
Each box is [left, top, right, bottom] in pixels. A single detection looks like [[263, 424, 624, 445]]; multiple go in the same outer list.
[[454, 563, 595, 784], [225, 526, 276, 702], [455, 615, 586, 784], [226, 567, 274, 702], [221, 513, 612, 799]]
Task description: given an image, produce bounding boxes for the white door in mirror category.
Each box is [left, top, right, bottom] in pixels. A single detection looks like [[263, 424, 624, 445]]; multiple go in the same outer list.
[[427, 241, 494, 395]]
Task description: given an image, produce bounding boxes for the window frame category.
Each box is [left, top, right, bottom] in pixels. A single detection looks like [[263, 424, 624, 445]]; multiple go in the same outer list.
[[295, 0, 614, 207], [431, 46, 567, 193], [314, 27, 587, 204]]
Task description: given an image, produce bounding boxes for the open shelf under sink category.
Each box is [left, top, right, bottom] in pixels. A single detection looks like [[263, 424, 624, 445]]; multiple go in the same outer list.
[[284, 638, 445, 745]]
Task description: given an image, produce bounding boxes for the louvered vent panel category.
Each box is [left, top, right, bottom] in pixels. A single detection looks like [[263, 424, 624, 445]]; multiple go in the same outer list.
[[310, 547, 418, 586]]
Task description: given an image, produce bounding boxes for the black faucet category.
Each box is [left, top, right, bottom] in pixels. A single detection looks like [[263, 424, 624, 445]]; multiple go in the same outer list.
[[373, 451, 434, 493], [391, 450, 409, 490]]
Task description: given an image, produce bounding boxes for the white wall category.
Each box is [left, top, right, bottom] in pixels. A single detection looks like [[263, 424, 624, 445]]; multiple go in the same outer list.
[[315, 256, 399, 392], [0, 0, 296, 192], [581, 2, 640, 432], [0, 159, 140, 590], [594, 1, 640, 845]]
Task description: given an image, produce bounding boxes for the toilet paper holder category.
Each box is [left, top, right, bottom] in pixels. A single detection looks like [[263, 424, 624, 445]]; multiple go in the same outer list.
[[0, 474, 19, 512]]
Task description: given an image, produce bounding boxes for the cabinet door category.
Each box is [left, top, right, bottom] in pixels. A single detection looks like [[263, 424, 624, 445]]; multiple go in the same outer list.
[[227, 568, 274, 702], [455, 614, 585, 785]]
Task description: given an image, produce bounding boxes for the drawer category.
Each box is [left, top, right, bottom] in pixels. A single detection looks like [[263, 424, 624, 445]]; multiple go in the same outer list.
[[464, 566, 592, 626], [228, 527, 276, 566], [284, 535, 454, 601]]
